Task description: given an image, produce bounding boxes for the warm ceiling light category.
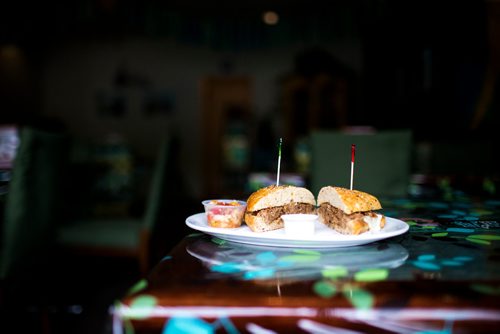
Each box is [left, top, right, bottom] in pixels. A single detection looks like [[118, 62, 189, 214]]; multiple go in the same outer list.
[[262, 11, 279, 25]]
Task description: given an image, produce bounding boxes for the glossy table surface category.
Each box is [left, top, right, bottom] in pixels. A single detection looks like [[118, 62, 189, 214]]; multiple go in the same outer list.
[[113, 194, 500, 333]]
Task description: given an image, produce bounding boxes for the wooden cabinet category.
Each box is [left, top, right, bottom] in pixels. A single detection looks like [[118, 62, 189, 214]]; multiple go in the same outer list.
[[280, 73, 348, 147], [200, 76, 252, 198]]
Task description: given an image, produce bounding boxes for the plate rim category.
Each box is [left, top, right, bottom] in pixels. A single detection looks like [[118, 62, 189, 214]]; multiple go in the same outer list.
[[185, 212, 409, 248]]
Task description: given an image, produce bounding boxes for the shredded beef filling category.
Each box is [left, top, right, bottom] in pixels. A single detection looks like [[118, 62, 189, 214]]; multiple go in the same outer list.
[[318, 203, 376, 233], [249, 202, 316, 223]]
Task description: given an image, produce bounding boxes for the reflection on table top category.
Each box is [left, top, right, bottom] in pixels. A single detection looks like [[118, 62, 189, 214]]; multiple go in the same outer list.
[[113, 195, 500, 334]]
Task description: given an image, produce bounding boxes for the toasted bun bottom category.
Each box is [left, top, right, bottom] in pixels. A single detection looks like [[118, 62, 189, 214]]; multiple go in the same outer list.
[[318, 214, 369, 235], [317, 203, 385, 235], [244, 213, 284, 233], [380, 216, 387, 229]]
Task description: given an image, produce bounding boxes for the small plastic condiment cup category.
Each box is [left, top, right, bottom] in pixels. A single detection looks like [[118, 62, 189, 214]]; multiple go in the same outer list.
[[202, 199, 247, 228], [282, 214, 318, 237]]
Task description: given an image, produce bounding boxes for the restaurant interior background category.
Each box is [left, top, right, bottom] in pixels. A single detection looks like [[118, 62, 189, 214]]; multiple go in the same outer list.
[[1, 0, 499, 333]]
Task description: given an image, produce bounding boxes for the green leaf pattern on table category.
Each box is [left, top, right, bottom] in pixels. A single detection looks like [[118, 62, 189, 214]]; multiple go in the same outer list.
[[343, 286, 374, 310], [466, 234, 500, 245], [279, 253, 321, 263], [354, 268, 389, 282], [314, 267, 387, 309], [126, 279, 148, 296], [431, 232, 448, 237], [313, 280, 337, 298], [321, 266, 348, 279], [128, 295, 158, 320], [470, 284, 500, 295]]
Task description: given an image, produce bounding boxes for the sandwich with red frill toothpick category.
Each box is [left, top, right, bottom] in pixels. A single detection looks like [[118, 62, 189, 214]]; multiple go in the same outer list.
[[317, 186, 386, 235]]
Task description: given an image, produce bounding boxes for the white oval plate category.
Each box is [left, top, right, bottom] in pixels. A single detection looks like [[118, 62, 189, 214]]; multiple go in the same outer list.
[[185, 213, 409, 248]]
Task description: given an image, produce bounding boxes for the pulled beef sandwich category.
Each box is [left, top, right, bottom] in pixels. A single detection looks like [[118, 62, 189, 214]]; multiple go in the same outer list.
[[244, 185, 316, 232], [317, 186, 386, 235]]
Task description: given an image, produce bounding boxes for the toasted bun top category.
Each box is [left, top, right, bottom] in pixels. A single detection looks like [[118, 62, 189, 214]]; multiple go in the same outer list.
[[317, 186, 381, 214], [246, 185, 316, 212]]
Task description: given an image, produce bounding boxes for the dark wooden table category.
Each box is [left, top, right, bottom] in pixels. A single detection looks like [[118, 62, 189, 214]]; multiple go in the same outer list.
[[112, 195, 500, 333]]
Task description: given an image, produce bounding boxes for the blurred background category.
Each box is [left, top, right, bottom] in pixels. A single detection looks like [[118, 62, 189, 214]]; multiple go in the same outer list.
[[1, 0, 498, 199], [0, 0, 499, 332]]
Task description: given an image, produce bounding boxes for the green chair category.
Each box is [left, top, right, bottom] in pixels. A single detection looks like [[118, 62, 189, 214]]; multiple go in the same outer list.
[[56, 134, 174, 276], [0, 127, 67, 281], [309, 129, 412, 197]]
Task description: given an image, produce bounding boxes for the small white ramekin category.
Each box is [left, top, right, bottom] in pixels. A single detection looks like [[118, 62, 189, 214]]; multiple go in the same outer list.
[[282, 214, 318, 237]]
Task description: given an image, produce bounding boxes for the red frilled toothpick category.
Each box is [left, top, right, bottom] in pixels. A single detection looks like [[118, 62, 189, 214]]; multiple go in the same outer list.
[[350, 144, 356, 190]]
